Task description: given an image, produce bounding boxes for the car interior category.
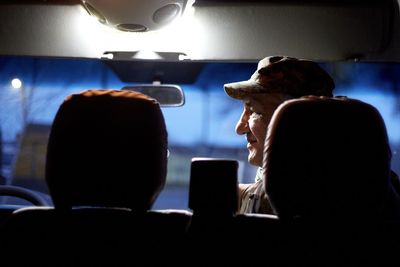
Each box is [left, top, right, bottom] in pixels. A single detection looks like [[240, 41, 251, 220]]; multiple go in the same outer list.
[[0, 0, 400, 265]]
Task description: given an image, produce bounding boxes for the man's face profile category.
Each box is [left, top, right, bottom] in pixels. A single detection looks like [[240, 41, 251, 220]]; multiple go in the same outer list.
[[235, 93, 291, 166]]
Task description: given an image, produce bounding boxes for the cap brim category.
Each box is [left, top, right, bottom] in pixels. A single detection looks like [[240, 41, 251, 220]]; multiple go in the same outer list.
[[224, 80, 264, 100]]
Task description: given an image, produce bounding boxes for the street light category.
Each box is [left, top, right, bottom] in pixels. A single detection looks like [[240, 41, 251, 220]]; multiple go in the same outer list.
[[10, 78, 27, 128], [11, 78, 22, 89]]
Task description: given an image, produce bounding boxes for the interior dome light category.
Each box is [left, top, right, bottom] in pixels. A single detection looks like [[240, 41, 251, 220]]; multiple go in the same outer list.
[[81, 0, 192, 32]]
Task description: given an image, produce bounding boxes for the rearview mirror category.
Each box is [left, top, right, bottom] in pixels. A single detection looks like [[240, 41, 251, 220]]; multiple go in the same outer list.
[[122, 84, 185, 107]]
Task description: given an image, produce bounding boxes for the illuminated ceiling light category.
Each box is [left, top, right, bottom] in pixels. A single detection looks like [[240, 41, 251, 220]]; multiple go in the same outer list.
[[77, 1, 198, 59], [81, 0, 193, 32], [11, 78, 22, 89]]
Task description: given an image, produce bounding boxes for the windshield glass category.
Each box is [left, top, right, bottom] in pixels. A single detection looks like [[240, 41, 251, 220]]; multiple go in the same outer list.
[[0, 56, 399, 209]]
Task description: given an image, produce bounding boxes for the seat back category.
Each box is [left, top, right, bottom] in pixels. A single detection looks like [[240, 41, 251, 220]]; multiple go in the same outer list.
[[263, 96, 392, 219], [2, 206, 191, 265]]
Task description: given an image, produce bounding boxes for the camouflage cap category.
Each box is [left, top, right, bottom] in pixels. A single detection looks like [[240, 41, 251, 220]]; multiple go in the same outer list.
[[224, 56, 335, 99]]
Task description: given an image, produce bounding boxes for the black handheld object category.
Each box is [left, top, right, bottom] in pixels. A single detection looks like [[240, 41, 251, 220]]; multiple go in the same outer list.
[[188, 158, 239, 215]]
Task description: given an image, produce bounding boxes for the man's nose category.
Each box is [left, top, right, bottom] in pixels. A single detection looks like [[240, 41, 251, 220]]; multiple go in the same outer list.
[[235, 113, 249, 135]]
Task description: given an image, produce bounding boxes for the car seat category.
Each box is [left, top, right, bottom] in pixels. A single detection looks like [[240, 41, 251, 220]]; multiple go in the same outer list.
[[1, 90, 190, 265], [262, 96, 400, 264]]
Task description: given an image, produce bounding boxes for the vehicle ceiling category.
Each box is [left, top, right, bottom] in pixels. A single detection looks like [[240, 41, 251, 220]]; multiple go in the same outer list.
[[0, 0, 399, 63]]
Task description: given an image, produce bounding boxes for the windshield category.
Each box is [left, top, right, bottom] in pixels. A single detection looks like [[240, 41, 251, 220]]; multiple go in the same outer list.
[[0, 56, 399, 209]]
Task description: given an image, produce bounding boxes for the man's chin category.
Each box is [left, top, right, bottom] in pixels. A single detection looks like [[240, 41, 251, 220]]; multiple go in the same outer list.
[[248, 154, 262, 167]]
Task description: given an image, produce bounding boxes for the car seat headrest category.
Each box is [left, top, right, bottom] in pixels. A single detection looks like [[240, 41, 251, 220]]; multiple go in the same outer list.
[[46, 89, 168, 211], [263, 96, 391, 220]]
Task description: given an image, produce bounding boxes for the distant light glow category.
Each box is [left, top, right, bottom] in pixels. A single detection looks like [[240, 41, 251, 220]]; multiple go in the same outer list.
[[11, 78, 22, 89]]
